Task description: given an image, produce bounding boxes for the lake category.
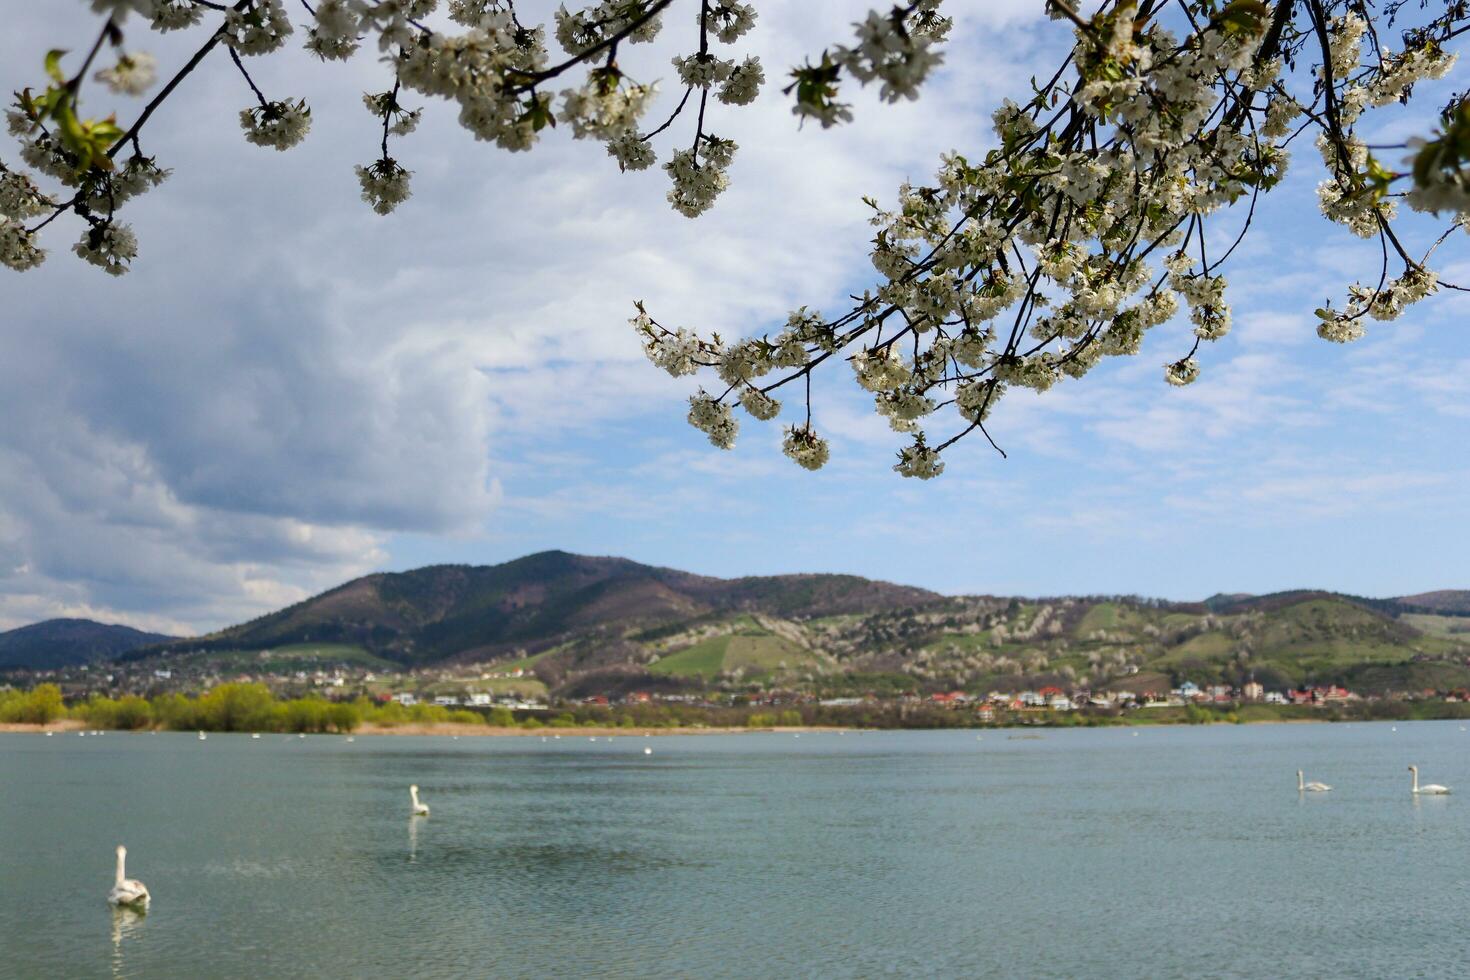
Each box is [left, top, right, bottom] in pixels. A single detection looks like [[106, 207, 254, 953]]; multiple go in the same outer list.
[[3, 723, 1469, 978]]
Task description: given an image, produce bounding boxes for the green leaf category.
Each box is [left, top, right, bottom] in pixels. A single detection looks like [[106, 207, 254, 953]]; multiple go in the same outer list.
[[45, 49, 68, 84]]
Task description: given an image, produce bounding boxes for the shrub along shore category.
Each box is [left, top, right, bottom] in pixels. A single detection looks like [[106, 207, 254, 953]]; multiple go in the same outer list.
[[5, 682, 1470, 734]]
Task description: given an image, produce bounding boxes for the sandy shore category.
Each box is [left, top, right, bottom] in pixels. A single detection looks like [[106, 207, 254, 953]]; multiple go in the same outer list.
[[0, 720, 86, 733]]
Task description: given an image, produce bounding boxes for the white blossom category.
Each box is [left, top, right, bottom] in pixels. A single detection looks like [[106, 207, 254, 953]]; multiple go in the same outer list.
[[355, 157, 413, 214], [687, 391, 738, 449], [0, 217, 46, 271], [240, 99, 312, 150], [739, 387, 780, 420], [782, 425, 829, 470], [607, 132, 656, 172], [94, 52, 157, 96], [894, 439, 943, 479], [717, 57, 763, 106], [0, 169, 53, 220], [224, 1, 294, 56], [149, 0, 205, 31], [664, 138, 735, 217], [673, 53, 734, 89], [703, 1, 757, 44], [72, 222, 137, 276], [1163, 356, 1199, 386], [307, 0, 361, 60]]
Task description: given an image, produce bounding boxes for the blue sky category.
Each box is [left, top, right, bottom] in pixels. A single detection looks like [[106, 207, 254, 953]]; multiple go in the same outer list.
[[2, 1, 1466, 634]]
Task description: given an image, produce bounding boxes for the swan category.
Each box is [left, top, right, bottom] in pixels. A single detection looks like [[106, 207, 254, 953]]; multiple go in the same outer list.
[[107, 846, 150, 909], [251, 733, 260, 739], [45, 731, 52, 737], [643, 746, 652, 755], [1297, 770, 1331, 792], [410, 784, 430, 816], [198, 731, 206, 740], [345, 736, 354, 743], [1409, 765, 1450, 795]]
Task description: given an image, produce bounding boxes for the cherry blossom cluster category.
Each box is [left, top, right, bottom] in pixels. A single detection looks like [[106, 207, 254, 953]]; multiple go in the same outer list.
[[5, 0, 885, 271], [637, 0, 1470, 479]]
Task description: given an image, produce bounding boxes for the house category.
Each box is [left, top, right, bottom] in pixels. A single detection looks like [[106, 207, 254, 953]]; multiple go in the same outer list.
[[1018, 690, 1045, 707], [433, 695, 459, 707], [1264, 691, 1287, 704], [394, 692, 417, 706], [468, 693, 493, 707], [976, 703, 996, 722], [1047, 695, 1073, 711], [1242, 681, 1264, 702]]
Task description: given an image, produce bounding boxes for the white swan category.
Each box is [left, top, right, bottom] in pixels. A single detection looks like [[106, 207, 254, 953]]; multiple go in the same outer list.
[[251, 733, 260, 739], [108, 846, 150, 908], [410, 784, 430, 816], [1297, 770, 1331, 792], [1409, 765, 1450, 795], [198, 731, 206, 741], [643, 746, 652, 755]]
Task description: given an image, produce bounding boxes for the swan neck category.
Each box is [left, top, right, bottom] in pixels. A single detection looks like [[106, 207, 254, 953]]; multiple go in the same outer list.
[[115, 850, 125, 886], [1297, 771, 1304, 790]]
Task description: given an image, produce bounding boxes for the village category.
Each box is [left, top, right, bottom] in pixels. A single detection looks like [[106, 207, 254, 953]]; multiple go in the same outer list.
[[15, 649, 1470, 726]]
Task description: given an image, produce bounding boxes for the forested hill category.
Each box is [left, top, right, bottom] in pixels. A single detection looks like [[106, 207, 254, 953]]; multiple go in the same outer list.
[[0, 619, 176, 670], [128, 550, 940, 668]]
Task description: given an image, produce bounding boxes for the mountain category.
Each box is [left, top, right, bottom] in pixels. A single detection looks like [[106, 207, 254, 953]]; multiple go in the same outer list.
[[1395, 591, 1470, 615], [0, 619, 176, 671], [59, 554, 1470, 698], [133, 551, 939, 669]]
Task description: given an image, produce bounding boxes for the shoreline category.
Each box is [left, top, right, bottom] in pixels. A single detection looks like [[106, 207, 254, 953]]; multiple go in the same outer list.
[[0, 716, 1444, 736]]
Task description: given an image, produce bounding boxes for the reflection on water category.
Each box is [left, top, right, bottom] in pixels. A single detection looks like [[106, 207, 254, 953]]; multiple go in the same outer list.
[[5, 724, 1470, 978], [408, 814, 424, 862], [110, 906, 145, 979]]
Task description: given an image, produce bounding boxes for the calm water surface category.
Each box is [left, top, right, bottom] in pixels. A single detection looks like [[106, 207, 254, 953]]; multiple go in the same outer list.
[[3, 723, 1469, 978]]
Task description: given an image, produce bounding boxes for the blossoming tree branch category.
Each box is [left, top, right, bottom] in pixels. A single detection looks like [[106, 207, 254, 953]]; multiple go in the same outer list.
[[2, 1, 1467, 478]]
